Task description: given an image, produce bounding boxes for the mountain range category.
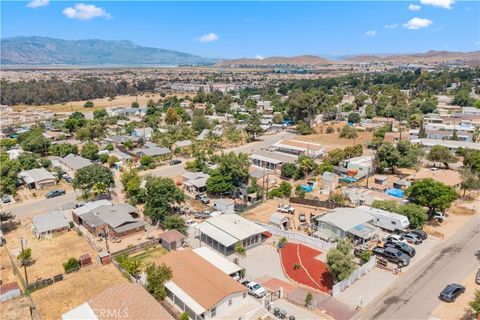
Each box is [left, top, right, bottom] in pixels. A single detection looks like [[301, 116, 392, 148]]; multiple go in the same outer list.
[[1, 36, 479, 66], [1, 36, 216, 66]]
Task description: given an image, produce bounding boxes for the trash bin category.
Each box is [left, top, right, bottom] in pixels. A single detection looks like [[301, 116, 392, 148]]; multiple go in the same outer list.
[[273, 307, 280, 317], [288, 316, 296, 320], [279, 310, 287, 319]]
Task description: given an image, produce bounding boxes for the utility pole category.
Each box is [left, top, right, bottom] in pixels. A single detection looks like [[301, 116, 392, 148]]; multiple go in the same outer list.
[[20, 237, 29, 286], [103, 228, 110, 253]]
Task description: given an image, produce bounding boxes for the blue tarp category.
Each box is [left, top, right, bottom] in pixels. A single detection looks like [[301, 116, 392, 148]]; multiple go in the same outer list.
[[340, 176, 358, 183], [386, 188, 404, 198], [301, 185, 314, 192]]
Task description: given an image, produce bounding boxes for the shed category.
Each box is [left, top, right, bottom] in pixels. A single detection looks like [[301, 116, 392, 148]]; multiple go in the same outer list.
[[159, 230, 186, 250], [96, 251, 111, 265], [79, 254, 92, 267], [0, 282, 21, 302], [213, 198, 235, 214], [374, 176, 389, 186], [269, 213, 290, 230]]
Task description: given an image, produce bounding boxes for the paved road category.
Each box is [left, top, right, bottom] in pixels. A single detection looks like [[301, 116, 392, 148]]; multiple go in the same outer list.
[[5, 192, 76, 220], [145, 130, 296, 178], [356, 214, 480, 320]]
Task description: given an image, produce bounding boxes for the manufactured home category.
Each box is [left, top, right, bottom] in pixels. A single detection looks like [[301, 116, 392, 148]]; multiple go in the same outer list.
[[358, 206, 410, 231]]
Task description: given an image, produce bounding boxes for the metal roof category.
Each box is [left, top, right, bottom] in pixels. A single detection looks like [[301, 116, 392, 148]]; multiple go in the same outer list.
[[31, 211, 69, 234], [19, 168, 55, 184], [315, 207, 374, 232], [193, 247, 241, 276], [60, 154, 92, 171]]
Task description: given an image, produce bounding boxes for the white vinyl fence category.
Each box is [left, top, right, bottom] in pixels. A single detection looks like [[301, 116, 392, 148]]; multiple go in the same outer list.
[[256, 222, 336, 251], [331, 256, 376, 296]]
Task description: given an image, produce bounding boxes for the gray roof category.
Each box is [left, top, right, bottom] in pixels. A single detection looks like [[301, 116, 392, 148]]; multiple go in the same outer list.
[[182, 172, 210, 181], [105, 135, 139, 144], [60, 154, 92, 171], [79, 204, 139, 229], [19, 168, 56, 184], [174, 140, 193, 148], [214, 198, 234, 206], [270, 213, 289, 225], [134, 144, 170, 157], [249, 150, 298, 165], [315, 208, 374, 232], [31, 211, 69, 234]]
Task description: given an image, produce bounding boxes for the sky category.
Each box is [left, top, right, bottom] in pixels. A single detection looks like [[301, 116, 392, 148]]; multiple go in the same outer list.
[[1, 0, 479, 59]]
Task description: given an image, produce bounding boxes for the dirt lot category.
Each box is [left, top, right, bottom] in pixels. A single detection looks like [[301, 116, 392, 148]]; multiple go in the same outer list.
[[13, 93, 190, 113], [3, 224, 96, 282], [295, 122, 374, 152], [1, 246, 19, 285], [244, 198, 328, 233], [31, 264, 127, 320], [432, 268, 478, 320], [0, 295, 40, 320]]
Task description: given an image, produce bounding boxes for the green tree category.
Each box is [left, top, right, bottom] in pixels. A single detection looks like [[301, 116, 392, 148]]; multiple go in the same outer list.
[[296, 121, 314, 135], [245, 110, 263, 141], [316, 162, 334, 175], [281, 163, 297, 178], [73, 164, 114, 198], [18, 153, 40, 170], [469, 289, 480, 317], [131, 101, 140, 108], [49, 143, 78, 158], [347, 112, 361, 124], [326, 240, 355, 282], [145, 262, 172, 300], [84, 101, 94, 108], [144, 177, 185, 223], [298, 155, 316, 178], [426, 145, 458, 169], [0, 153, 21, 195], [139, 155, 154, 167], [217, 152, 249, 187], [164, 215, 187, 235], [235, 242, 246, 259], [0, 211, 15, 230], [206, 171, 235, 194], [277, 181, 292, 198], [192, 114, 210, 133], [180, 312, 190, 320], [376, 143, 400, 173], [452, 89, 475, 107], [81, 141, 99, 160], [63, 257, 80, 273], [407, 178, 458, 218], [295, 185, 306, 199], [272, 112, 284, 124], [460, 169, 480, 197], [165, 107, 180, 125], [408, 114, 423, 129], [0, 138, 17, 151], [107, 155, 119, 167], [339, 125, 357, 139], [20, 131, 50, 155], [93, 108, 108, 119], [305, 292, 313, 307], [17, 247, 32, 266]]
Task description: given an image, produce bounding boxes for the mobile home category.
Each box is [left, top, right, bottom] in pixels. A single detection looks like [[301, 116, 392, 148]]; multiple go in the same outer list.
[[358, 206, 409, 231]]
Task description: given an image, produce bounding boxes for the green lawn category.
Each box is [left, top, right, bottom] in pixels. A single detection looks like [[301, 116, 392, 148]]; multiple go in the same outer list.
[[130, 246, 168, 268]]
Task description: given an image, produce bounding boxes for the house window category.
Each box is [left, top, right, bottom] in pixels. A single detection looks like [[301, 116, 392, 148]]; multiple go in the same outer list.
[[211, 307, 216, 317], [229, 299, 232, 306]]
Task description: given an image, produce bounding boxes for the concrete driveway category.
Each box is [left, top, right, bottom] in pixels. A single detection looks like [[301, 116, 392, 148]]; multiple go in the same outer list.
[[238, 242, 290, 282]]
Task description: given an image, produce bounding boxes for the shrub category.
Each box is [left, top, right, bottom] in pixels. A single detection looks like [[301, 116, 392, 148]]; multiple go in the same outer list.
[[63, 257, 80, 273], [326, 126, 335, 134], [293, 263, 301, 270], [84, 101, 94, 108]]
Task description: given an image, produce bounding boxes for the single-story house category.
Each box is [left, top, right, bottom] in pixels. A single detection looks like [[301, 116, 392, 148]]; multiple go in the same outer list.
[[109, 149, 132, 163], [62, 283, 174, 320], [159, 229, 186, 250], [249, 149, 297, 172], [72, 202, 145, 238], [411, 138, 480, 154], [192, 247, 242, 278], [197, 215, 267, 256], [131, 127, 154, 141], [269, 213, 290, 230], [133, 142, 171, 158], [407, 168, 462, 190], [182, 172, 210, 194], [155, 250, 254, 320], [173, 140, 193, 150], [31, 211, 70, 239], [18, 168, 56, 190], [312, 207, 379, 244], [272, 139, 324, 158], [57, 154, 92, 176], [0, 282, 21, 302], [340, 155, 375, 179], [104, 135, 140, 147], [213, 198, 235, 214]]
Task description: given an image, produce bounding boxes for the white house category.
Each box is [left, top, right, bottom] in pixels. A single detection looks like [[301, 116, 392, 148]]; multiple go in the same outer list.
[[213, 198, 235, 214]]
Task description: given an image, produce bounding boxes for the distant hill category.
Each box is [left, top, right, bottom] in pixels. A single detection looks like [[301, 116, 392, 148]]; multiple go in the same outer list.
[[215, 55, 334, 66], [346, 50, 480, 64], [1, 36, 216, 66]]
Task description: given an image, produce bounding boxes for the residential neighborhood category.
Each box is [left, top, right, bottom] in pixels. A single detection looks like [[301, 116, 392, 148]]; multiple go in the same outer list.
[[1, 2, 480, 319]]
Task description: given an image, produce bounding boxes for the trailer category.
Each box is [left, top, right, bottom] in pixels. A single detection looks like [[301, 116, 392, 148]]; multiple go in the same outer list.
[[358, 205, 410, 231]]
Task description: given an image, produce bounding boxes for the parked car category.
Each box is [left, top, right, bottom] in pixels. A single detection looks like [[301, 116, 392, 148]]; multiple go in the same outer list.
[[401, 232, 423, 245], [186, 219, 198, 229], [1, 194, 11, 203], [372, 246, 410, 267], [384, 234, 408, 245], [46, 189, 66, 199], [439, 284, 465, 302], [433, 211, 446, 223], [62, 174, 73, 183], [409, 229, 428, 240], [195, 193, 210, 204], [194, 210, 212, 219], [277, 204, 295, 214], [476, 270, 480, 285], [169, 159, 182, 166], [245, 281, 267, 298], [298, 213, 306, 223], [384, 242, 416, 257]]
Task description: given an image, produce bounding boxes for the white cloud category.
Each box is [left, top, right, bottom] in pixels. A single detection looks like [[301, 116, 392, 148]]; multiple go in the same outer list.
[[63, 3, 112, 20], [255, 55, 264, 60], [26, 0, 49, 8], [420, 0, 454, 9], [403, 17, 433, 30], [197, 33, 219, 43], [385, 24, 399, 29], [365, 30, 377, 37], [408, 4, 422, 11]]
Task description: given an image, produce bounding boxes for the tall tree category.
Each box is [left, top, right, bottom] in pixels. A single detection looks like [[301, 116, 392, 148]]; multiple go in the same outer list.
[[376, 143, 400, 173], [407, 178, 457, 218], [426, 145, 458, 169], [144, 177, 185, 223], [73, 164, 114, 198]]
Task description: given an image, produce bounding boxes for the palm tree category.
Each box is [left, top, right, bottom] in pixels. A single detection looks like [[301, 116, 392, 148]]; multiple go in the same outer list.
[[234, 242, 246, 260]]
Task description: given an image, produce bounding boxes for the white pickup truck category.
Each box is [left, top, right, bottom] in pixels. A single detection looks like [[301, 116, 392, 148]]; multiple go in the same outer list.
[[277, 204, 295, 214], [245, 281, 267, 298]]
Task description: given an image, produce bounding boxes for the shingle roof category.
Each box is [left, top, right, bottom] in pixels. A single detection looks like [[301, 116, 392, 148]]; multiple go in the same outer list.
[[77, 204, 143, 232], [19, 168, 56, 184], [154, 250, 246, 310], [159, 229, 186, 243], [31, 211, 69, 234], [60, 154, 92, 171]]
